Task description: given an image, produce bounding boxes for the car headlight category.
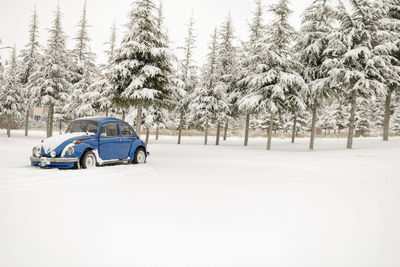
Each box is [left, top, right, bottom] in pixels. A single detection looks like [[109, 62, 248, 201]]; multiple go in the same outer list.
[[33, 147, 41, 158], [50, 151, 56, 158], [66, 147, 74, 156]]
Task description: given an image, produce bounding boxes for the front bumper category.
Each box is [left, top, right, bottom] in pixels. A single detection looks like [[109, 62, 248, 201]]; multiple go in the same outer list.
[[30, 156, 79, 168]]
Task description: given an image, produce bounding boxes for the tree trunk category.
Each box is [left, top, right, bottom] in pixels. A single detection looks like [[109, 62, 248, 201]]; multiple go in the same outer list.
[[59, 121, 62, 134], [105, 108, 109, 117], [178, 111, 184, 144], [24, 109, 29, 136], [383, 93, 391, 141], [156, 127, 159, 140], [309, 99, 318, 150], [204, 127, 208, 145], [267, 112, 274, 150], [347, 91, 357, 149], [244, 113, 250, 146], [136, 103, 143, 138], [47, 105, 54, 138], [122, 110, 125, 121], [7, 115, 11, 137], [216, 122, 221, 146], [223, 119, 228, 141], [145, 127, 150, 144], [291, 114, 297, 144]]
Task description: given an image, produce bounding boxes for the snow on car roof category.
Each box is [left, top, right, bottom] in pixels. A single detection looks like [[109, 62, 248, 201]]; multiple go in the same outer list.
[[74, 116, 124, 123]]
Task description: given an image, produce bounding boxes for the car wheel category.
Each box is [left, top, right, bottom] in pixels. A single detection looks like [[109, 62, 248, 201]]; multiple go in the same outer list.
[[81, 151, 97, 169], [134, 147, 146, 164]]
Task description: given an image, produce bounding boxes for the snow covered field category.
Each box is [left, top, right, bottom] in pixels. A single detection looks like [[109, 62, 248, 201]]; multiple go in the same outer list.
[[1, 130, 400, 267]]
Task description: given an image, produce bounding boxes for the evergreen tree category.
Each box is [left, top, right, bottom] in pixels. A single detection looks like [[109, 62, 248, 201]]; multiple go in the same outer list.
[[0, 46, 23, 137], [72, 0, 94, 64], [333, 99, 349, 133], [355, 99, 372, 137], [64, 0, 97, 119], [189, 28, 229, 145], [18, 6, 41, 137], [109, 0, 174, 137], [30, 6, 71, 137], [294, 110, 311, 134], [239, 0, 307, 150], [85, 20, 118, 117], [177, 12, 197, 145], [218, 13, 238, 143], [297, 0, 336, 149], [317, 102, 336, 136], [379, 0, 400, 141], [105, 20, 117, 67], [327, 0, 391, 149], [390, 94, 400, 134], [370, 96, 386, 128], [145, 0, 176, 141], [237, 0, 265, 146]]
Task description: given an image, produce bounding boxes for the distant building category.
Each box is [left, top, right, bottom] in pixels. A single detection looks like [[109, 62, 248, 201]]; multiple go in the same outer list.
[[30, 107, 49, 121]]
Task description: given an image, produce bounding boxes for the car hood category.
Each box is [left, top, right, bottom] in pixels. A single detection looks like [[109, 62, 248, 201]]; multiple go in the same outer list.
[[41, 132, 95, 154]]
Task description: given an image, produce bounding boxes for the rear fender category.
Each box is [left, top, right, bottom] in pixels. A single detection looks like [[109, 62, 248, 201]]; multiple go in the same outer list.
[[129, 139, 147, 160]]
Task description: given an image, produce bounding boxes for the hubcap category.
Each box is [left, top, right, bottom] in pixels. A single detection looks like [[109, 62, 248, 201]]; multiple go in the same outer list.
[[137, 151, 145, 164], [85, 154, 96, 168]]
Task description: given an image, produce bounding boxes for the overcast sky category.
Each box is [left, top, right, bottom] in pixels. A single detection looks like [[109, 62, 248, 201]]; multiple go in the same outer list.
[[0, 0, 314, 65]]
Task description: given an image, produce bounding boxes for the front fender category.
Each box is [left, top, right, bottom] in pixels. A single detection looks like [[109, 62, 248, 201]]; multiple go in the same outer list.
[[63, 143, 94, 159], [129, 139, 148, 160]]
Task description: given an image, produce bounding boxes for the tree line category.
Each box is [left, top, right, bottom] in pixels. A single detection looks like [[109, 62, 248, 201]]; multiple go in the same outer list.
[[0, 0, 399, 150]]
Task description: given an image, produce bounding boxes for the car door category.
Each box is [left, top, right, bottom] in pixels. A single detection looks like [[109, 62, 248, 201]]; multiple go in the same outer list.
[[99, 122, 125, 160], [119, 123, 136, 159]]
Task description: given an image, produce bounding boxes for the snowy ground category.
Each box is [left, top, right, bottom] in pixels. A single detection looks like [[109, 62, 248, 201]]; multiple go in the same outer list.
[[1, 130, 400, 267]]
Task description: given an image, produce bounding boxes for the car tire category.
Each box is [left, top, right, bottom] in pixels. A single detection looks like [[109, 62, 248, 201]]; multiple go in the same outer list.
[[81, 151, 97, 169], [133, 147, 146, 164]]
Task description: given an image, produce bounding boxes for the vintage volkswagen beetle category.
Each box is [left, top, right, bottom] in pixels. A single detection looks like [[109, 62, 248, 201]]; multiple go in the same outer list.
[[30, 117, 149, 169]]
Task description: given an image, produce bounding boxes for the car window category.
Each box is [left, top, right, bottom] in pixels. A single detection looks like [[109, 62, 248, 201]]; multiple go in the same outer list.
[[100, 123, 119, 137], [66, 120, 98, 135], [120, 123, 134, 136]]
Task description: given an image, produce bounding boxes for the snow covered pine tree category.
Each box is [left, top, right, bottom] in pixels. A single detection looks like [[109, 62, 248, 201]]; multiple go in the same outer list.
[[29, 5, 71, 138], [0, 46, 23, 137], [85, 21, 118, 117], [18, 6, 41, 137], [189, 28, 229, 145], [240, 0, 306, 150], [237, 0, 265, 147], [217, 13, 238, 143], [65, 0, 97, 119], [297, 0, 336, 149], [327, 0, 391, 149], [109, 0, 174, 137], [177, 13, 197, 145], [379, 0, 400, 141]]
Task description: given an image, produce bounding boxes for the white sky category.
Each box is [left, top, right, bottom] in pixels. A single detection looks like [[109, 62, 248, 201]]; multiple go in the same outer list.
[[0, 0, 314, 65]]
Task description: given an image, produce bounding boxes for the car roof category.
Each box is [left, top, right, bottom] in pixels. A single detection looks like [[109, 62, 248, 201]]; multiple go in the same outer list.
[[74, 116, 126, 124]]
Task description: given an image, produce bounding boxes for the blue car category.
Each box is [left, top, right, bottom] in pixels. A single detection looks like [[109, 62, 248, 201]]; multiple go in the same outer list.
[[30, 117, 149, 169]]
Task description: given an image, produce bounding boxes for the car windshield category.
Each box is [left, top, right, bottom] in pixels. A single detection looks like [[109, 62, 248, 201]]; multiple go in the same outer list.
[[66, 120, 99, 135]]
